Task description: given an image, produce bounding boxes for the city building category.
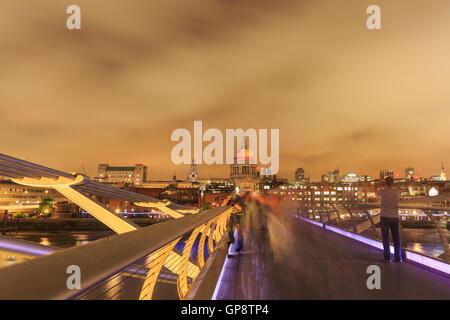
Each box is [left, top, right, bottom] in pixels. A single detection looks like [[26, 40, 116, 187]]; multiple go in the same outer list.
[[120, 174, 200, 211], [197, 178, 234, 208], [379, 169, 394, 179], [360, 175, 372, 182], [405, 167, 415, 179], [322, 169, 340, 183], [199, 178, 234, 193], [431, 163, 446, 181], [258, 175, 289, 191], [0, 180, 66, 214], [295, 168, 305, 181], [97, 163, 147, 185], [294, 168, 309, 186], [342, 173, 360, 183], [268, 181, 364, 207]]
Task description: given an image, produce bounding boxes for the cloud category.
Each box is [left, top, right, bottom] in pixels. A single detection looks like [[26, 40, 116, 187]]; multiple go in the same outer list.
[[1, 0, 449, 180]]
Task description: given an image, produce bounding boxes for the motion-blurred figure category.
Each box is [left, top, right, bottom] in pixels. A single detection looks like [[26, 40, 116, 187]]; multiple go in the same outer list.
[[224, 192, 249, 251], [237, 196, 298, 299]]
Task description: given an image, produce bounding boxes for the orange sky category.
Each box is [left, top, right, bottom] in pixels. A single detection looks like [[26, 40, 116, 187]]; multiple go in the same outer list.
[[1, 1, 449, 180]]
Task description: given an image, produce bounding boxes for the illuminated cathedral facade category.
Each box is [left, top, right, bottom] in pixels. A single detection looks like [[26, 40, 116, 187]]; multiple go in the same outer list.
[[230, 142, 259, 192]]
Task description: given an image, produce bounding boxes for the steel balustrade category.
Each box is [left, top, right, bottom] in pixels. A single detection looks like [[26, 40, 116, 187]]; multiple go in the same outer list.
[[0, 153, 228, 299], [0, 153, 198, 219], [297, 199, 450, 263], [0, 206, 232, 300], [138, 238, 181, 300], [176, 225, 204, 299], [0, 153, 203, 271]]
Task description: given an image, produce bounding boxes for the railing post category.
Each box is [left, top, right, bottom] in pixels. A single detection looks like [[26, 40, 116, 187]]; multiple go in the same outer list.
[[214, 214, 228, 243], [363, 209, 375, 229], [197, 220, 215, 269], [317, 204, 324, 224], [177, 225, 204, 299], [345, 207, 357, 233], [207, 218, 217, 254], [2, 210, 7, 236], [139, 237, 181, 300], [331, 204, 342, 225], [325, 206, 331, 224], [422, 210, 450, 262]]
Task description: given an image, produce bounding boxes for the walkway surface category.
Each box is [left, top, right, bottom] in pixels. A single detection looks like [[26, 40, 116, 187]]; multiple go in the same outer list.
[[215, 211, 450, 300]]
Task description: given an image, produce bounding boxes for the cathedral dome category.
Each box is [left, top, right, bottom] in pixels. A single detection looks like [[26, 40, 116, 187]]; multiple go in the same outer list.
[[235, 148, 255, 162]]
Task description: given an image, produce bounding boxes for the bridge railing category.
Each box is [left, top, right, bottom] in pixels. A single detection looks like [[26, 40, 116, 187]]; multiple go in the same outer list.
[[297, 201, 449, 267], [0, 206, 232, 300]]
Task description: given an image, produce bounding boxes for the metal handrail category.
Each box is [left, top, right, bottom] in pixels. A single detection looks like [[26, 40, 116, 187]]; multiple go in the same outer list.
[[0, 153, 193, 212], [0, 153, 74, 179], [0, 206, 232, 300], [355, 203, 450, 211], [300, 202, 449, 263], [296, 214, 450, 275], [0, 235, 59, 256]]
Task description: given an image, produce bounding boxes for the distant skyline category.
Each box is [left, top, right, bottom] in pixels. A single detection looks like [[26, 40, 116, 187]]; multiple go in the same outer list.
[[1, 1, 449, 181], [31, 158, 450, 182], [175, 162, 446, 182], [2, 150, 446, 182]]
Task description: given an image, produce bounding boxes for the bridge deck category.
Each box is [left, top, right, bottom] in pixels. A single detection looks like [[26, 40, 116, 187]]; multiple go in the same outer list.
[[217, 218, 450, 300]]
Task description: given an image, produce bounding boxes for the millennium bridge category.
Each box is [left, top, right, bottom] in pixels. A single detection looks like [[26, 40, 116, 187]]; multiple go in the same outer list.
[[0, 153, 448, 299]]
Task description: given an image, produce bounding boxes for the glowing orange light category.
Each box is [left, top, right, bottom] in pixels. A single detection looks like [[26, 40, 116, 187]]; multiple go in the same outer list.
[[235, 148, 255, 161]]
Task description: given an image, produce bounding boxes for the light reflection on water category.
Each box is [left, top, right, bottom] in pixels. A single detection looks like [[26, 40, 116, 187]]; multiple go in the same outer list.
[[9, 231, 115, 249], [39, 237, 50, 246], [3, 231, 172, 299], [0, 231, 115, 270], [407, 243, 444, 258]]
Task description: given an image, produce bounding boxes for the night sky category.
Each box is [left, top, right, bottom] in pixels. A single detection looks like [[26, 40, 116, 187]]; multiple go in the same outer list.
[[1, 1, 449, 180]]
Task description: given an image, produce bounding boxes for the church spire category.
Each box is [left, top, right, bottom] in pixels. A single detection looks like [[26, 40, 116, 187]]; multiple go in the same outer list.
[[187, 158, 198, 182], [441, 162, 447, 181]]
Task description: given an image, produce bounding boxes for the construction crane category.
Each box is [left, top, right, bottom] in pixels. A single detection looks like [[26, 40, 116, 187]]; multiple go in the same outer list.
[[79, 160, 87, 176]]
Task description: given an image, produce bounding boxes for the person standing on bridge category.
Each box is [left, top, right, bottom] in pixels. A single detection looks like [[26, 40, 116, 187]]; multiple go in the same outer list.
[[376, 176, 402, 263], [223, 192, 248, 251]]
